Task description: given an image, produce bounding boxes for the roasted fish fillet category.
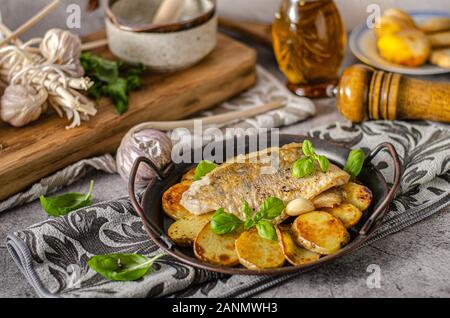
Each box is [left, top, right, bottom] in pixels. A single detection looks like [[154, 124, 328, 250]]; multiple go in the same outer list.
[[180, 143, 350, 223]]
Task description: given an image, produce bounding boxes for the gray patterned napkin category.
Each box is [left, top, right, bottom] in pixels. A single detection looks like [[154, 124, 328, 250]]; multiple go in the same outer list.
[[6, 121, 450, 298]]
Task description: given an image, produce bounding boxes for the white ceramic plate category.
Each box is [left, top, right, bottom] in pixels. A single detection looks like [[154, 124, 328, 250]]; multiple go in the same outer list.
[[349, 11, 450, 75]]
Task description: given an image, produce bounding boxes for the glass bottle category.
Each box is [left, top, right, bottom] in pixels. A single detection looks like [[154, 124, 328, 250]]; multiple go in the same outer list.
[[272, 0, 346, 97]]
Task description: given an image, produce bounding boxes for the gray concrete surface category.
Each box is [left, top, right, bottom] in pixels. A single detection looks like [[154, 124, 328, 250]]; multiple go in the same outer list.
[[0, 32, 449, 298]]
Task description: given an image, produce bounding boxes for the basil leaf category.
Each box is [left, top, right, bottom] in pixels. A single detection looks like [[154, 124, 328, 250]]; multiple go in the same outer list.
[[106, 78, 129, 114], [292, 157, 314, 178], [344, 149, 365, 178], [80, 52, 144, 115], [210, 208, 242, 234], [258, 197, 285, 219], [256, 220, 278, 241], [242, 201, 253, 220], [317, 155, 330, 172], [194, 160, 217, 180], [40, 180, 94, 217], [244, 219, 256, 230], [88, 253, 163, 281], [302, 140, 315, 156]]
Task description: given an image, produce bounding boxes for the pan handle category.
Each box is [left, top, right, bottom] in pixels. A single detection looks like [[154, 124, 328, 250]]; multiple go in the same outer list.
[[359, 142, 401, 236], [128, 156, 175, 250]]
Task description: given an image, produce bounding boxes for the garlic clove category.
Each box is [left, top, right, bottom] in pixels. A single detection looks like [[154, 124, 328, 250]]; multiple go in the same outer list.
[[116, 128, 173, 188], [286, 197, 315, 216], [0, 84, 48, 127]]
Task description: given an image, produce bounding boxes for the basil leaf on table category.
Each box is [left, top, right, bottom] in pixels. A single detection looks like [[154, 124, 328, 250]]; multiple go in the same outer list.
[[210, 208, 242, 234], [255, 220, 278, 241], [88, 253, 163, 281], [39, 180, 94, 217], [292, 157, 314, 178], [194, 160, 217, 180], [344, 149, 365, 178]]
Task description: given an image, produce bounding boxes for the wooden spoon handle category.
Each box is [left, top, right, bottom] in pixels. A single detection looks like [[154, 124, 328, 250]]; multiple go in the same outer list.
[[128, 99, 285, 134]]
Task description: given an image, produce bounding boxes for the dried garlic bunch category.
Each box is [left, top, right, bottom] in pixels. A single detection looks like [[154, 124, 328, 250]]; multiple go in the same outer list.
[[0, 28, 96, 129]]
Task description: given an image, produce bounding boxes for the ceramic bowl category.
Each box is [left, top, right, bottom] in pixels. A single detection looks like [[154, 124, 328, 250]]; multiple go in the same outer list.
[[104, 0, 217, 72]]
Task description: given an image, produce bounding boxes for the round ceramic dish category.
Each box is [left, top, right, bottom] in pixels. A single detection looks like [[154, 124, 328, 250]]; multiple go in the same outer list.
[[349, 11, 450, 76], [129, 134, 401, 276], [104, 0, 217, 71]]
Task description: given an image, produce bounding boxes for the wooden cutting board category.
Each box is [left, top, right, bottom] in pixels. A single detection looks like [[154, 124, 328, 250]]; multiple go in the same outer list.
[[0, 33, 257, 200]]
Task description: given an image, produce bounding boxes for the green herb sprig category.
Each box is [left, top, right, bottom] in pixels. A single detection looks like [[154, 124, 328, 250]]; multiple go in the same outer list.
[[292, 140, 330, 178], [194, 160, 217, 180], [39, 180, 94, 217], [210, 197, 284, 241], [80, 52, 145, 114], [344, 149, 365, 178], [87, 253, 163, 281]]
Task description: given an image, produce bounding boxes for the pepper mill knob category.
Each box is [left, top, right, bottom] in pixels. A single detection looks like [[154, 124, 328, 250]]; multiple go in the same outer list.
[[337, 64, 450, 123]]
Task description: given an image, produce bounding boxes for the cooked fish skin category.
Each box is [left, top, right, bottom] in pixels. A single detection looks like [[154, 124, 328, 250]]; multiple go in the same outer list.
[[180, 143, 350, 223]]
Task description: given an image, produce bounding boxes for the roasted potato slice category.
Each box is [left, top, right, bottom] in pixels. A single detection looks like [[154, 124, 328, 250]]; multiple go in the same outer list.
[[168, 213, 213, 246], [312, 188, 343, 209], [377, 29, 431, 67], [291, 211, 350, 255], [235, 228, 285, 270], [181, 167, 196, 182], [276, 226, 320, 266], [322, 203, 363, 228], [162, 182, 192, 220], [342, 182, 373, 211], [193, 222, 241, 267]]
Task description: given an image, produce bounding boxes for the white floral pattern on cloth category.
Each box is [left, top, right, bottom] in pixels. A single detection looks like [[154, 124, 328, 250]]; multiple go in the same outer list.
[[5, 121, 450, 298]]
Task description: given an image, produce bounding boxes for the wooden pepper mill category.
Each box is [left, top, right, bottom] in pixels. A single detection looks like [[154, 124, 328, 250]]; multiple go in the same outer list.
[[337, 64, 450, 123]]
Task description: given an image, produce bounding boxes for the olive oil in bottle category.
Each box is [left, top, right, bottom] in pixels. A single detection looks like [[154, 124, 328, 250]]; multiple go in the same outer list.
[[272, 0, 346, 97]]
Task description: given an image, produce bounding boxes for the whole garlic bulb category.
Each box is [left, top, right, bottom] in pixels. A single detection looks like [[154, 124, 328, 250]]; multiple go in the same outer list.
[[39, 28, 84, 77], [116, 128, 173, 188], [0, 84, 48, 127]]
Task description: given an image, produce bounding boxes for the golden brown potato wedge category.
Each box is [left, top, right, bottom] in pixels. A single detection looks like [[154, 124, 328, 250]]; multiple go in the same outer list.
[[342, 182, 373, 211], [276, 226, 320, 266], [312, 188, 343, 209], [377, 29, 431, 67], [168, 213, 214, 246], [181, 167, 196, 182], [322, 203, 363, 229], [235, 228, 285, 270], [193, 222, 241, 267], [162, 182, 192, 220], [291, 211, 350, 255]]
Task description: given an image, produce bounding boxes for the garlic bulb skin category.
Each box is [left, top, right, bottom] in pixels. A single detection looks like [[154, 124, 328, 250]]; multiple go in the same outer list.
[[116, 128, 173, 188], [0, 84, 48, 127], [40, 28, 84, 77]]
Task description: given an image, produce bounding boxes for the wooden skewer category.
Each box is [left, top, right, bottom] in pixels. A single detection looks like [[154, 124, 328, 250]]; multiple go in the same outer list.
[[81, 39, 108, 51], [0, 22, 23, 45], [0, 0, 60, 47], [128, 99, 286, 134]]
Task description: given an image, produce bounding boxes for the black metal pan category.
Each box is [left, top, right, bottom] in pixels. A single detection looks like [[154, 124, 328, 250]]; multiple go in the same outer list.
[[129, 134, 400, 275]]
